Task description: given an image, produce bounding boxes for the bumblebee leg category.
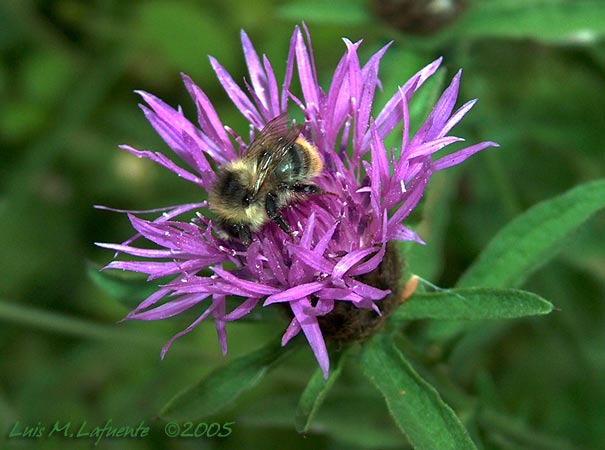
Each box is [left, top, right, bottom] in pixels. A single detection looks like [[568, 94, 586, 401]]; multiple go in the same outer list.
[[238, 224, 252, 246], [265, 192, 291, 234], [219, 221, 239, 239], [218, 220, 252, 246]]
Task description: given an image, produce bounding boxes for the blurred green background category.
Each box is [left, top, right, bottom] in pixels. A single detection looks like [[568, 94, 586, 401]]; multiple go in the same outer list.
[[1, 0, 604, 449]]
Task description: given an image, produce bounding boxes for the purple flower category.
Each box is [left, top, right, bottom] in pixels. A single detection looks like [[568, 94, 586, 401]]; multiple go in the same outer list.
[[97, 25, 497, 378]]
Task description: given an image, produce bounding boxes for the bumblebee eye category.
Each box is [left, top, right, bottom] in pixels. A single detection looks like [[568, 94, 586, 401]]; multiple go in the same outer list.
[[242, 194, 251, 207]]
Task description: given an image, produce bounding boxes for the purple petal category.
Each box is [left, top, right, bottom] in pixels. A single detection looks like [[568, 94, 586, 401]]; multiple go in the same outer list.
[[262, 239, 288, 285], [302, 297, 334, 316], [387, 166, 431, 232], [181, 74, 236, 163], [160, 298, 221, 359], [263, 281, 326, 306], [129, 293, 210, 321], [312, 221, 338, 257], [125, 215, 188, 252], [401, 56, 443, 95], [300, 212, 316, 249], [126, 286, 173, 315], [104, 260, 207, 279], [288, 244, 334, 273], [281, 28, 298, 111], [365, 57, 442, 149], [241, 30, 269, 110], [120, 145, 205, 187], [355, 41, 391, 154], [281, 317, 302, 345], [332, 247, 379, 281], [388, 224, 425, 243], [209, 56, 263, 128], [343, 38, 362, 113], [243, 78, 270, 119], [94, 202, 206, 216], [96, 242, 184, 259], [433, 141, 499, 170], [440, 99, 477, 138], [176, 278, 266, 299], [213, 296, 228, 355], [316, 287, 362, 301], [245, 240, 264, 280], [136, 93, 198, 165], [224, 297, 260, 321], [179, 132, 217, 187], [412, 70, 462, 145], [325, 44, 355, 149], [290, 297, 329, 379], [294, 27, 320, 113], [406, 136, 465, 160], [211, 266, 280, 296], [369, 120, 390, 204], [137, 93, 218, 176], [348, 243, 386, 276], [263, 55, 281, 117], [344, 278, 391, 300], [400, 86, 411, 159]]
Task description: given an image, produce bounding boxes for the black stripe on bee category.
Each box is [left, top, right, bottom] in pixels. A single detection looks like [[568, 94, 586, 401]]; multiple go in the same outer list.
[[216, 171, 248, 204]]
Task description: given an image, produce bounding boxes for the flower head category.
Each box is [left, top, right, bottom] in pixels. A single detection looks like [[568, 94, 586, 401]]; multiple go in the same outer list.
[[98, 25, 497, 378]]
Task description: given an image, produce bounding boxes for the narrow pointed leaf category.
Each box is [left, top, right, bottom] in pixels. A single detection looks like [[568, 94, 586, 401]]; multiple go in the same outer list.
[[360, 334, 477, 450], [161, 338, 297, 420], [0, 299, 202, 354], [458, 179, 605, 289], [295, 349, 346, 433], [241, 391, 405, 448], [392, 288, 554, 321]]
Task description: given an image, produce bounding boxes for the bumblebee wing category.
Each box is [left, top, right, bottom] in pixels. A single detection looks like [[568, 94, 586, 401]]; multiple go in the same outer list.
[[243, 113, 289, 160], [244, 114, 301, 197]]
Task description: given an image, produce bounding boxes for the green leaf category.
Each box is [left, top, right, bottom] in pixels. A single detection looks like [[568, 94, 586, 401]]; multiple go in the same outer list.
[[21, 50, 76, 106], [277, 0, 369, 25], [237, 388, 405, 450], [313, 392, 405, 449], [134, 1, 237, 81], [295, 349, 346, 433], [480, 409, 584, 450], [0, 298, 200, 354], [406, 171, 458, 280], [458, 179, 605, 289], [450, 0, 605, 42], [360, 334, 477, 450], [160, 338, 297, 421], [87, 263, 158, 309], [241, 391, 405, 448], [392, 288, 554, 321]]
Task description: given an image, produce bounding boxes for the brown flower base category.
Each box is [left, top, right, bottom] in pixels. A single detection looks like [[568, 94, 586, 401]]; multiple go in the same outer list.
[[318, 243, 404, 344]]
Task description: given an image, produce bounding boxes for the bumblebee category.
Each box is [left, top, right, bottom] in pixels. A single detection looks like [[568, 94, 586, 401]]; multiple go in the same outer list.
[[209, 113, 323, 245]]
